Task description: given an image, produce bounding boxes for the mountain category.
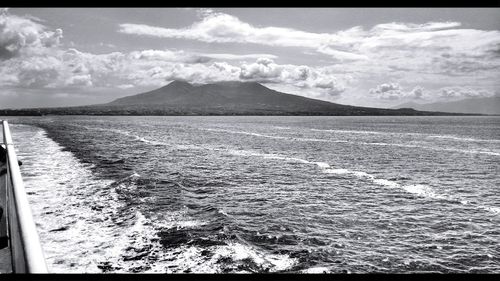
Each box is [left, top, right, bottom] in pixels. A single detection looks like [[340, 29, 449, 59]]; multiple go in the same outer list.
[[0, 81, 476, 116], [101, 80, 458, 115], [107, 80, 353, 112], [392, 97, 500, 115]]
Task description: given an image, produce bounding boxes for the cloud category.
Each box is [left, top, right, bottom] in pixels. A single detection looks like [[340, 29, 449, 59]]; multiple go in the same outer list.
[[128, 49, 277, 64], [439, 87, 495, 100], [200, 53, 277, 61], [369, 83, 403, 100], [0, 9, 63, 60], [238, 58, 346, 96], [311, 78, 346, 96], [119, 11, 500, 65], [118, 12, 365, 62], [2, 8, 498, 107], [369, 83, 496, 102], [371, 22, 462, 32], [409, 86, 424, 99], [129, 49, 211, 64], [239, 58, 283, 81], [369, 83, 426, 100], [117, 84, 134, 89]]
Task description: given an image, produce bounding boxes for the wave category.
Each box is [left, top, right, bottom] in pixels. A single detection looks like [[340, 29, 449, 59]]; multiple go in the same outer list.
[[323, 166, 446, 200], [203, 128, 499, 157], [310, 129, 500, 146], [436, 147, 500, 157], [204, 128, 288, 140], [301, 266, 331, 273], [427, 135, 500, 143], [88, 124, 497, 158], [204, 128, 347, 144], [220, 147, 499, 215], [13, 125, 299, 273], [44, 123, 500, 215], [482, 206, 500, 214], [350, 141, 499, 156], [96, 209, 297, 273], [137, 137, 169, 146], [12, 125, 136, 272], [311, 128, 389, 135]]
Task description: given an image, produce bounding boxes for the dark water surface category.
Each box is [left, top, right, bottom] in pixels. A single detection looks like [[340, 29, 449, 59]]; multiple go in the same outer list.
[[5, 116, 500, 273]]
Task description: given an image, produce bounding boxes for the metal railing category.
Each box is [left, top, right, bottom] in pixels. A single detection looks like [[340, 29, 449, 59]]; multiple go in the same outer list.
[[1, 120, 47, 273]]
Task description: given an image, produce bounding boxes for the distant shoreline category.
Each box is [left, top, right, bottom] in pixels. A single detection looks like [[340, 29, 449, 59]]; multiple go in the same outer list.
[[0, 105, 488, 117], [0, 112, 489, 117]]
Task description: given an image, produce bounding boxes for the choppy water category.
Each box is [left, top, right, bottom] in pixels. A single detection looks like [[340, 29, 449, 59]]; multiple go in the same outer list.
[[4, 116, 500, 273]]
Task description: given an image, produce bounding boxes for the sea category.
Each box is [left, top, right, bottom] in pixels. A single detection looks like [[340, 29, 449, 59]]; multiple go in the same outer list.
[[2, 116, 500, 273]]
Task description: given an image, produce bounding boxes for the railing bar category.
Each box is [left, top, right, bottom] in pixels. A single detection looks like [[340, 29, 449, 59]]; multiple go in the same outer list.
[[2, 120, 48, 273]]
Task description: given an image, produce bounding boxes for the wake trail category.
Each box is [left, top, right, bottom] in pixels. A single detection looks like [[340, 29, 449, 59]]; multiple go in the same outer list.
[[71, 124, 500, 214], [203, 127, 500, 157]]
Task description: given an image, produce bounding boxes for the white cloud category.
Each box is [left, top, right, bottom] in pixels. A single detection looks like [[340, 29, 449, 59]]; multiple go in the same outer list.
[[239, 58, 283, 81], [128, 49, 277, 63], [371, 22, 462, 32], [117, 84, 134, 89], [0, 8, 63, 59], [1, 8, 499, 107], [369, 83, 403, 100], [237, 58, 346, 96], [129, 49, 211, 64], [439, 87, 495, 100], [118, 11, 500, 70], [409, 86, 424, 99], [369, 83, 427, 100], [200, 53, 277, 61], [118, 12, 364, 62], [65, 74, 93, 87]]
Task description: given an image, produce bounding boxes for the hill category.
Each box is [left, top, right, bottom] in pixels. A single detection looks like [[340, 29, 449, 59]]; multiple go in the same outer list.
[[392, 97, 500, 115]]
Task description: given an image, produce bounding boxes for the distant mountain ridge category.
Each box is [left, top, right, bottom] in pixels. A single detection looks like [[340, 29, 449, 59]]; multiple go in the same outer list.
[[107, 80, 351, 112], [0, 81, 477, 116], [101, 80, 461, 115], [393, 97, 500, 115]]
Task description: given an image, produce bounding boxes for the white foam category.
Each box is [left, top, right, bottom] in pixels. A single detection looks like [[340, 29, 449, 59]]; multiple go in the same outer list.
[[212, 242, 297, 272], [138, 137, 169, 146], [206, 128, 500, 157], [204, 128, 287, 140], [323, 168, 350, 174], [277, 157, 311, 164], [105, 217, 297, 273], [222, 146, 452, 203], [427, 135, 500, 143], [74, 124, 170, 147], [10, 125, 185, 273], [402, 184, 447, 200], [11, 125, 128, 273], [204, 128, 334, 143], [373, 179, 400, 188], [311, 128, 386, 135], [482, 206, 500, 214], [315, 162, 330, 169], [354, 141, 500, 157], [301, 266, 330, 273], [438, 147, 500, 157], [79, 125, 500, 157], [351, 171, 375, 179]]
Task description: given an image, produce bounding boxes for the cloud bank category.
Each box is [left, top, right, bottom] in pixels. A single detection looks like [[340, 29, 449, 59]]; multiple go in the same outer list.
[[1, 8, 498, 108]]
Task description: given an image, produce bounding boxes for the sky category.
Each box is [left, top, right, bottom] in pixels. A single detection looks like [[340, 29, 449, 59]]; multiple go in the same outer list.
[[0, 7, 499, 109]]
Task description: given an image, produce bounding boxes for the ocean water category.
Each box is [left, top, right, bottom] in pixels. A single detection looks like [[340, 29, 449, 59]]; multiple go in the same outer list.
[[4, 116, 500, 273]]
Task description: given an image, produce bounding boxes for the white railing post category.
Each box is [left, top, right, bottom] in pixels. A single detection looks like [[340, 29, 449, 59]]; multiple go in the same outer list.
[[2, 120, 48, 273]]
